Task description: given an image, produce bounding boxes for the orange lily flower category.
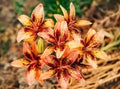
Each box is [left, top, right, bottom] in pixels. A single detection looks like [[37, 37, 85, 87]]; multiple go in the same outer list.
[[68, 29, 109, 68], [17, 3, 54, 43], [40, 49, 84, 89], [11, 42, 44, 85], [54, 2, 91, 32], [38, 21, 70, 58]]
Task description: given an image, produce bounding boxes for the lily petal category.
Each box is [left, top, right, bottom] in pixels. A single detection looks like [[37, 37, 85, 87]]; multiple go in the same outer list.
[[95, 30, 113, 43], [17, 29, 33, 43], [57, 70, 70, 89], [23, 42, 31, 54], [67, 32, 84, 49], [23, 42, 33, 60], [31, 3, 44, 23], [74, 20, 92, 27], [67, 40, 82, 49], [11, 58, 29, 67], [65, 50, 79, 65], [31, 41, 38, 55], [85, 54, 97, 69], [56, 48, 65, 59], [18, 15, 32, 27], [54, 21, 69, 42], [72, 32, 81, 42], [40, 69, 56, 80], [26, 69, 36, 86], [70, 2, 75, 20], [35, 69, 44, 85], [38, 28, 55, 44], [42, 19, 54, 28], [68, 67, 83, 80], [85, 28, 96, 44], [60, 5, 68, 21], [43, 55, 59, 67], [54, 14, 65, 22], [41, 46, 54, 58], [60, 21, 69, 39], [92, 50, 109, 60]]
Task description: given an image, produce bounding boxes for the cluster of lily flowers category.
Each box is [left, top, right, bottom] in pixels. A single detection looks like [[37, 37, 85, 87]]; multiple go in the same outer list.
[[11, 2, 109, 89]]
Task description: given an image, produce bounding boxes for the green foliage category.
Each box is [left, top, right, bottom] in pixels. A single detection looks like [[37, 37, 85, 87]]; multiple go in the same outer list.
[[0, 25, 6, 31], [40, 0, 93, 18], [13, 0, 26, 14], [0, 41, 10, 56], [106, 0, 111, 2], [13, 0, 93, 17]]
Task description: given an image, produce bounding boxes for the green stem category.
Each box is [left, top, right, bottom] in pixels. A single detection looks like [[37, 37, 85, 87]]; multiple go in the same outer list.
[[101, 40, 120, 51]]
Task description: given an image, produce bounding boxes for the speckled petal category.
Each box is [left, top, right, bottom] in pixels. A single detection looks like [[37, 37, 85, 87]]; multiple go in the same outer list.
[[18, 15, 32, 27], [31, 3, 44, 23], [40, 69, 56, 80], [11, 58, 29, 67]]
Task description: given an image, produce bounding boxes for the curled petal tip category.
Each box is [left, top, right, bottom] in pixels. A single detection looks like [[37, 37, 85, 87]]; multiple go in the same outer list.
[[60, 5, 68, 21], [32, 3, 44, 23], [70, 2, 75, 20], [54, 14, 65, 22]]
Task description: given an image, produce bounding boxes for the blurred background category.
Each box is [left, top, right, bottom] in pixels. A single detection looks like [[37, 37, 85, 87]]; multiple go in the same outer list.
[[0, 0, 120, 89]]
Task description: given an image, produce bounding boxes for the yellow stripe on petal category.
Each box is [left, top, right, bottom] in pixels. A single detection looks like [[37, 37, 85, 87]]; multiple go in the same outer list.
[[25, 36, 36, 43], [85, 28, 96, 44], [11, 58, 29, 67], [74, 20, 92, 27], [18, 15, 32, 27], [42, 19, 54, 28]]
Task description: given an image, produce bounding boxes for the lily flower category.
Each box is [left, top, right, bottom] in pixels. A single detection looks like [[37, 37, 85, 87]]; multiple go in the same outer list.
[[54, 2, 92, 32], [68, 29, 109, 68], [38, 21, 70, 58], [11, 42, 44, 85], [40, 49, 84, 89], [17, 3, 54, 43]]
